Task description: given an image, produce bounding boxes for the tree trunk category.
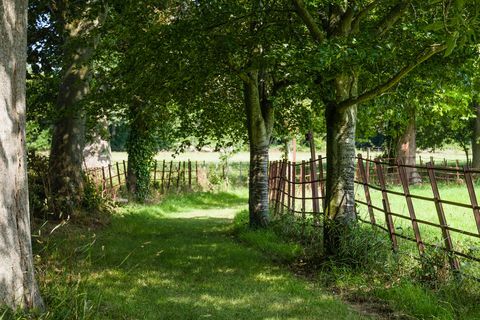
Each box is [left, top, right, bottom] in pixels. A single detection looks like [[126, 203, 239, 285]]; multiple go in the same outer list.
[[396, 110, 421, 184], [324, 74, 358, 254], [83, 117, 112, 169], [49, 21, 94, 218], [243, 72, 273, 228], [0, 0, 44, 309], [471, 100, 480, 168], [126, 100, 156, 201]]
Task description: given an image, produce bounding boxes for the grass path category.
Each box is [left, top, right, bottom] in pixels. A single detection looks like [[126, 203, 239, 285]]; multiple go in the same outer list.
[[42, 192, 371, 319]]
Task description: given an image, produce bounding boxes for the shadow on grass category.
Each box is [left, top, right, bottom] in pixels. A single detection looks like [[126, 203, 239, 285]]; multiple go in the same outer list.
[[51, 206, 367, 320]]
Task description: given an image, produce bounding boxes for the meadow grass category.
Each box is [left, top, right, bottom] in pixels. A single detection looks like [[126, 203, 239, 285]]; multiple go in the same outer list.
[[354, 181, 480, 277], [5, 190, 370, 320]]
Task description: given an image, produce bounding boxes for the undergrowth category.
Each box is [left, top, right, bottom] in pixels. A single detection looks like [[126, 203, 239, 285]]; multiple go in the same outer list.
[[233, 209, 480, 320]]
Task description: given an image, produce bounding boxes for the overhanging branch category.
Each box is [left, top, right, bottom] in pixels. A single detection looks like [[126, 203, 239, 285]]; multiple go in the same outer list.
[[352, 0, 381, 33], [337, 44, 447, 112], [292, 0, 325, 42], [377, 0, 410, 37]]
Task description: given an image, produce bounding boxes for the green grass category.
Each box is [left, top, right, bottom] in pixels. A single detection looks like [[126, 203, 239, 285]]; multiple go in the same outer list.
[[14, 190, 369, 320], [354, 182, 480, 276]]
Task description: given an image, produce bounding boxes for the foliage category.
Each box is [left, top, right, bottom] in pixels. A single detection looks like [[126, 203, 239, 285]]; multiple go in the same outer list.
[[27, 152, 51, 219], [27, 152, 109, 220], [125, 107, 158, 201]]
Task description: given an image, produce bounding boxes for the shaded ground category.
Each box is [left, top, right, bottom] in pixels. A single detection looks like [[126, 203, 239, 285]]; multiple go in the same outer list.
[[57, 192, 371, 319]]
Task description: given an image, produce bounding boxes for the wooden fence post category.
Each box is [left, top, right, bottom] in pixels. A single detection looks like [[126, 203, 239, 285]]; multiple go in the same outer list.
[[292, 162, 296, 213], [195, 161, 199, 185], [188, 160, 192, 190], [167, 161, 173, 190], [427, 163, 460, 271], [463, 166, 480, 235], [153, 160, 158, 184], [116, 162, 121, 186], [375, 161, 398, 252], [287, 161, 291, 212], [176, 162, 181, 189], [280, 160, 287, 214], [301, 161, 306, 238], [269, 161, 276, 201], [102, 166, 107, 195], [397, 159, 425, 255], [318, 156, 325, 210], [182, 161, 186, 188], [456, 160, 461, 182], [357, 155, 376, 225], [108, 164, 113, 189], [161, 160, 166, 194], [275, 161, 286, 215], [307, 132, 320, 220], [123, 160, 127, 181]]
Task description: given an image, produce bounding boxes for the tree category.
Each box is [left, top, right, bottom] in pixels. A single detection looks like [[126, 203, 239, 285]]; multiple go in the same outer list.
[[291, 0, 479, 252], [0, 0, 44, 309], [105, 0, 297, 225], [46, 1, 104, 218]]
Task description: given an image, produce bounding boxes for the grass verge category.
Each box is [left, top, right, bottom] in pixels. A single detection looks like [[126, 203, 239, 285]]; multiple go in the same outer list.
[[3, 190, 368, 319]]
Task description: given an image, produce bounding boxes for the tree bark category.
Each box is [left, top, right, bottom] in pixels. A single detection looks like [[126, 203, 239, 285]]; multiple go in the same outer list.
[[396, 111, 421, 184], [48, 16, 94, 218], [126, 99, 156, 201], [243, 71, 273, 228], [325, 74, 358, 222], [0, 0, 44, 309], [471, 100, 480, 168], [83, 117, 112, 169], [324, 73, 358, 254]]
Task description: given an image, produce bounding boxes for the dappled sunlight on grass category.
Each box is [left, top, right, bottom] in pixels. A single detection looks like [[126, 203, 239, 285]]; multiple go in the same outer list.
[[35, 191, 369, 319]]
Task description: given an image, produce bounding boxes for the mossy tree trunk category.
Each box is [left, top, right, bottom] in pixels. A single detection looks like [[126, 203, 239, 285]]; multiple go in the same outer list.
[[0, 0, 44, 309], [243, 71, 274, 228], [324, 74, 358, 252], [126, 100, 156, 201]]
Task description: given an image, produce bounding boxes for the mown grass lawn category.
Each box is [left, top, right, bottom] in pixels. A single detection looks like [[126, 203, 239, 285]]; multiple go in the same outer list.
[[26, 191, 369, 320]]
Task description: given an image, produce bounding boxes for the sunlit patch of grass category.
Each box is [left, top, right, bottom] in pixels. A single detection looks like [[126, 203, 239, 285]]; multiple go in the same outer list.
[[19, 190, 368, 320]]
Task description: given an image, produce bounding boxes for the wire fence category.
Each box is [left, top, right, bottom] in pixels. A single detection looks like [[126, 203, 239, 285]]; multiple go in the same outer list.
[[268, 155, 480, 279]]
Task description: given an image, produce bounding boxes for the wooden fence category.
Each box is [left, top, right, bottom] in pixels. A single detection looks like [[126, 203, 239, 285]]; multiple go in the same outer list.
[[85, 160, 250, 198], [268, 155, 480, 279]]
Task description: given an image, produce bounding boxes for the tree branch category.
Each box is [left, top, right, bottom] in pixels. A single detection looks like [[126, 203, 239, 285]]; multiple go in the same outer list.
[[352, 0, 381, 34], [377, 0, 410, 37], [337, 44, 447, 112], [291, 0, 325, 42]]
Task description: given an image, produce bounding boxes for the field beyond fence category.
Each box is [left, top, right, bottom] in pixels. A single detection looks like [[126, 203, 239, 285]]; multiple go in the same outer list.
[[85, 160, 250, 198], [86, 155, 480, 279], [268, 155, 480, 280]]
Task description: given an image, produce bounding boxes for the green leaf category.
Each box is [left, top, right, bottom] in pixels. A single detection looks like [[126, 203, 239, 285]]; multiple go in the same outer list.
[[444, 32, 459, 57]]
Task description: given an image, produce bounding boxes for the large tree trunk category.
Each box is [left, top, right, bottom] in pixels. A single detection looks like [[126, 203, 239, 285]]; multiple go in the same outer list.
[[0, 0, 44, 309], [243, 72, 273, 228], [324, 74, 358, 254], [49, 18, 94, 219], [396, 110, 421, 184], [471, 100, 480, 168]]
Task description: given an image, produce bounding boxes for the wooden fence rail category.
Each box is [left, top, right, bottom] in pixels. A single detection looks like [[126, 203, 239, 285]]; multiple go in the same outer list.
[[85, 160, 250, 199], [268, 156, 480, 279]]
